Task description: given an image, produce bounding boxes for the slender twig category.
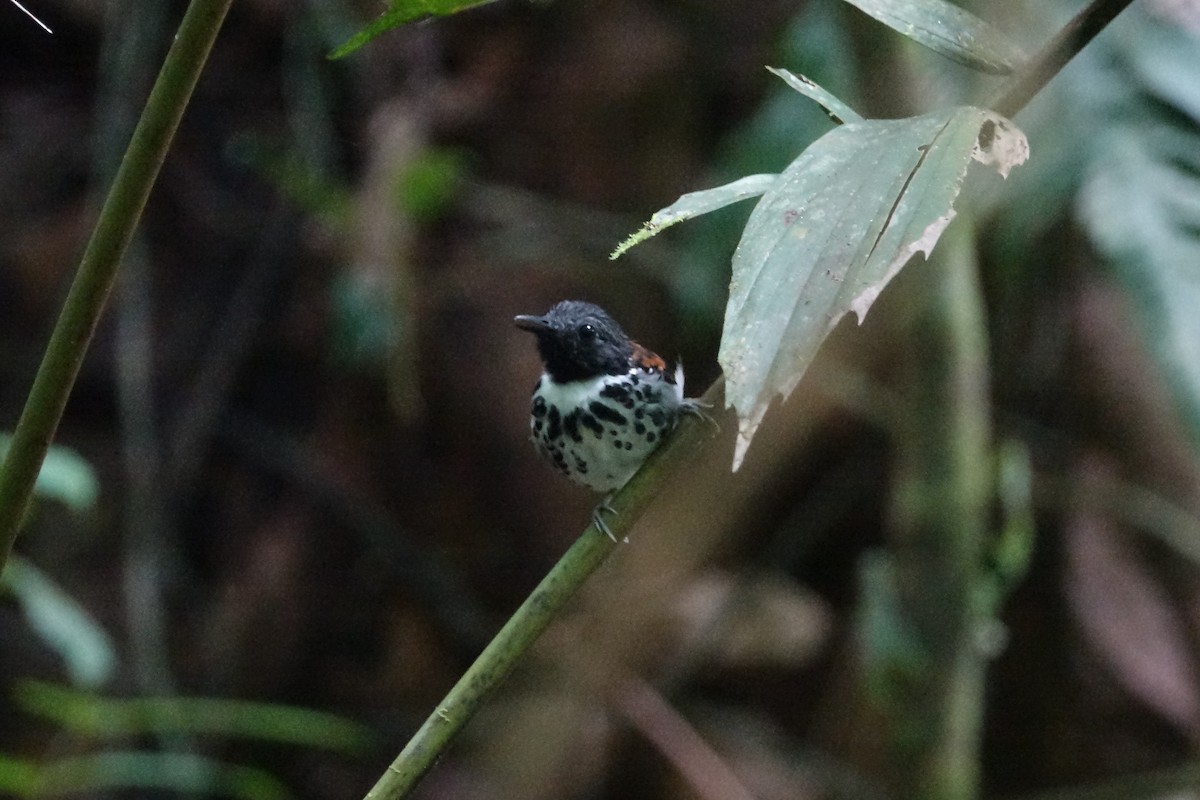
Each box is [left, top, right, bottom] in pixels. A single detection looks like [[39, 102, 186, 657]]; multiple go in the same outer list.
[[612, 673, 757, 800], [0, 0, 234, 572], [364, 530, 618, 800], [880, 220, 991, 800], [990, 0, 1137, 118], [362, 380, 723, 800], [97, 0, 180, 714]]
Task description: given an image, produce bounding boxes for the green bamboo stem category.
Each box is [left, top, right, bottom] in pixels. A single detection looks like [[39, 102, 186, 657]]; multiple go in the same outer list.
[[364, 529, 616, 800], [0, 0, 234, 571], [363, 380, 722, 800]]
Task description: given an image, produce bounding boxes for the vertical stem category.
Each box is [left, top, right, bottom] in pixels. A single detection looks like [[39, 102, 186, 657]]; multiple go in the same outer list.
[[0, 0, 234, 571], [97, 0, 180, 705], [877, 220, 992, 800]]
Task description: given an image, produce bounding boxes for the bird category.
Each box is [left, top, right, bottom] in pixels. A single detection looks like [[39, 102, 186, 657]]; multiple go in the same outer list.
[[514, 300, 702, 539]]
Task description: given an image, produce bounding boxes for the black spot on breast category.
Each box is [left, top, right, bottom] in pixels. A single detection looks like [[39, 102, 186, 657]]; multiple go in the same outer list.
[[646, 432, 657, 443], [602, 384, 636, 409], [590, 401, 626, 425], [563, 410, 582, 442], [634, 422, 646, 435], [601, 383, 631, 403], [546, 406, 561, 440], [648, 409, 666, 428], [532, 396, 547, 417], [581, 413, 603, 438], [534, 420, 544, 434], [634, 408, 645, 420], [612, 439, 624, 449]]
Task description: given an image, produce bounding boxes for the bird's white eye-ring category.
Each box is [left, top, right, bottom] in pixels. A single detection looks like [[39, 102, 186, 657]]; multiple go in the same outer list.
[[579, 323, 596, 339]]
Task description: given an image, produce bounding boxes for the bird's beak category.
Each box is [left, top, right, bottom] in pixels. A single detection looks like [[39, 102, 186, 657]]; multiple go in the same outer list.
[[514, 314, 550, 333]]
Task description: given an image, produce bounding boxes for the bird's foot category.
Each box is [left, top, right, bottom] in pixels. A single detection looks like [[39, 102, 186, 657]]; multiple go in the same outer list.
[[592, 497, 619, 542], [680, 398, 718, 431]]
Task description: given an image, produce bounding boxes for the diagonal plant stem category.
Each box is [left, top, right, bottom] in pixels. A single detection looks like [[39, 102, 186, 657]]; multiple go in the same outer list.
[[0, 0, 234, 572], [362, 380, 723, 800], [990, 0, 1137, 119]]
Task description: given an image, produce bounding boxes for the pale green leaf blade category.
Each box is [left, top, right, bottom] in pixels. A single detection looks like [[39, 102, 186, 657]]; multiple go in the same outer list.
[[2, 556, 117, 687], [1080, 127, 1200, 441], [840, 0, 1024, 75], [611, 174, 777, 259], [720, 107, 1027, 467], [3, 751, 290, 800], [14, 680, 374, 754], [330, 0, 498, 59], [765, 66, 864, 124], [0, 436, 99, 512]]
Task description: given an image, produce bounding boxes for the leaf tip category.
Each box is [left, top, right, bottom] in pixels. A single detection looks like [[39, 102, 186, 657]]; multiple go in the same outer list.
[[610, 223, 658, 260], [732, 430, 751, 472]]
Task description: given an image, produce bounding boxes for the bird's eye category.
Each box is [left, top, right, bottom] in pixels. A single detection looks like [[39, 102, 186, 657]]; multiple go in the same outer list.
[[579, 323, 596, 340]]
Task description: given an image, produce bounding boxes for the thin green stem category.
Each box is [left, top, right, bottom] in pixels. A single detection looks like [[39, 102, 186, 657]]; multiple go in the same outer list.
[[990, 0, 1138, 118], [882, 219, 991, 800], [362, 380, 722, 800], [0, 0, 234, 571]]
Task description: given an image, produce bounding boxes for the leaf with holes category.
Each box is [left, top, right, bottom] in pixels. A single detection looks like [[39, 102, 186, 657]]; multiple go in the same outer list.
[[721, 106, 1027, 468]]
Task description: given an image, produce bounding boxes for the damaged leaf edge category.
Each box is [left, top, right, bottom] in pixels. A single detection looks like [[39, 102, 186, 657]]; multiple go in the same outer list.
[[729, 109, 1029, 470]]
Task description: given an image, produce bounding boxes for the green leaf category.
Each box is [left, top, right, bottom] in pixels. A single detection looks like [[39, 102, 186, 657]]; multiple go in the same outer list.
[[720, 107, 1027, 467], [1, 556, 117, 687], [329, 0, 498, 59], [0, 751, 290, 800], [1068, 17, 1200, 448], [0, 754, 38, 793], [0, 436, 98, 513], [396, 147, 469, 221], [986, 439, 1035, 608], [839, 0, 1024, 75], [858, 550, 929, 703], [1080, 124, 1200, 441], [611, 174, 777, 259], [765, 66, 864, 124], [228, 135, 352, 227], [14, 680, 375, 755]]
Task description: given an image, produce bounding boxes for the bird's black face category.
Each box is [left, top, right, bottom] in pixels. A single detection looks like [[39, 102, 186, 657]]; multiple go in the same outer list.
[[514, 300, 633, 383]]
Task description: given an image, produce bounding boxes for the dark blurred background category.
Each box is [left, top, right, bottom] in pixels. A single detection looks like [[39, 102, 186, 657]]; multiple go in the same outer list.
[[4, 1, 1200, 798]]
